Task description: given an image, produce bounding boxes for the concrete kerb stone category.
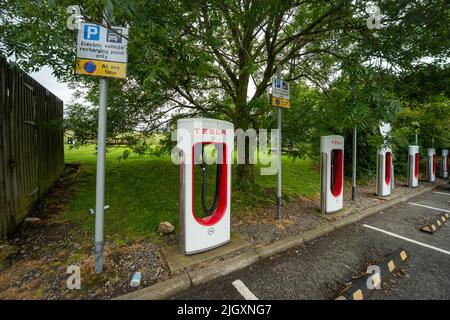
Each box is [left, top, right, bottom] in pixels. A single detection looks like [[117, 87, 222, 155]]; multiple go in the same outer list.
[[330, 213, 362, 229], [113, 274, 191, 300], [113, 180, 447, 300], [188, 250, 260, 286], [302, 223, 336, 242], [255, 236, 304, 259]]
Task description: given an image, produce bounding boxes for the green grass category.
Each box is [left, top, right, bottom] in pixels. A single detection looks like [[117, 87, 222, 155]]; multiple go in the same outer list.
[[63, 145, 320, 241]]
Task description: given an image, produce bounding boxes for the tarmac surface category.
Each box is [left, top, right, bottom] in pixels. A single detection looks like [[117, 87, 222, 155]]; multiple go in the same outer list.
[[173, 184, 450, 300]]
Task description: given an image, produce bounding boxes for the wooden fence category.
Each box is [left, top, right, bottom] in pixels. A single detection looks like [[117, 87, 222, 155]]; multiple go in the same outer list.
[[0, 56, 64, 238]]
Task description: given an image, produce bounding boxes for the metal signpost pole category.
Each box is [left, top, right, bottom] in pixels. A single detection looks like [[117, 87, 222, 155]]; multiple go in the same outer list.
[[352, 126, 357, 201], [276, 65, 282, 219], [75, 7, 127, 273], [94, 13, 109, 274]]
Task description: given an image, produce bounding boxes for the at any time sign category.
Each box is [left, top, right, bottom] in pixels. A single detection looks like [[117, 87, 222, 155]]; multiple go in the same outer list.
[[272, 78, 290, 108], [75, 23, 128, 79]]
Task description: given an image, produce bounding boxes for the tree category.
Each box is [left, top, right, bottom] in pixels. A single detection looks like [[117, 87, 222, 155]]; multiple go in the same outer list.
[[1, 0, 448, 190]]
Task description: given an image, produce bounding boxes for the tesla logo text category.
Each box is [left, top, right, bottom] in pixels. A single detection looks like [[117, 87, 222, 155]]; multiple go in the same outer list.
[[194, 128, 227, 136]]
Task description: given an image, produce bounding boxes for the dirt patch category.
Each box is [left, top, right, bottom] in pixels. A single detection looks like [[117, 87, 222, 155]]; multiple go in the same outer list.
[[0, 163, 169, 300], [233, 193, 325, 245]]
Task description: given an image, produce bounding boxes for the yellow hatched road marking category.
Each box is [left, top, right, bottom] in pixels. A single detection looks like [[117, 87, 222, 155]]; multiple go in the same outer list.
[[388, 260, 396, 272], [400, 250, 408, 261], [353, 289, 363, 300]]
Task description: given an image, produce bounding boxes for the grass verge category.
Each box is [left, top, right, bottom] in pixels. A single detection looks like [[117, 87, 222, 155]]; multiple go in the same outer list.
[[63, 145, 320, 241]]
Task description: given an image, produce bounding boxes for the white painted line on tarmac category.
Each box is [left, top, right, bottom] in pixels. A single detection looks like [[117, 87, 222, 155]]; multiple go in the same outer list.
[[232, 279, 259, 300], [363, 224, 450, 256], [408, 202, 450, 213], [433, 191, 450, 196]]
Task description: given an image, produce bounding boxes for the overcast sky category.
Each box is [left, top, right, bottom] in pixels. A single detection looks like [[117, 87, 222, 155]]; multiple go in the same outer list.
[[29, 66, 75, 106]]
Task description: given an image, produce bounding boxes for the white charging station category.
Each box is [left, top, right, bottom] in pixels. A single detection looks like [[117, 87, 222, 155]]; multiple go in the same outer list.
[[427, 148, 436, 182], [441, 149, 449, 178], [177, 118, 234, 255], [376, 147, 392, 197], [320, 135, 344, 214], [407, 145, 419, 187]]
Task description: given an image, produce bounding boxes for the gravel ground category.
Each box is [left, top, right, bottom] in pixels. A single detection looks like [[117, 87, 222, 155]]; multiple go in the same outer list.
[[233, 194, 325, 245]]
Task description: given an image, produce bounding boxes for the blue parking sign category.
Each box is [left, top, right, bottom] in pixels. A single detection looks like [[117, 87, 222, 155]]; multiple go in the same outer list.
[[275, 79, 281, 88], [84, 24, 100, 41]]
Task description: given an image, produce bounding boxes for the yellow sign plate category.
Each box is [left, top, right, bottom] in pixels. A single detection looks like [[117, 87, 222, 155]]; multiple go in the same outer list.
[[76, 58, 127, 79], [272, 97, 290, 108]]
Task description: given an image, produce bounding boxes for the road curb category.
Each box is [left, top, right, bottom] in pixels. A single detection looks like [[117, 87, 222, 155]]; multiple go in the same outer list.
[[302, 223, 336, 242], [188, 250, 260, 286], [255, 236, 304, 259], [112, 181, 447, 300], [112, 274, 191, 300]]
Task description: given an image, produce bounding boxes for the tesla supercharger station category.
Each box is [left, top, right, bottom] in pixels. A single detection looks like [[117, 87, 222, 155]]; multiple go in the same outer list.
[[177, 118, 234, 255], [441, 149, 449, 178], [376, 147, 392, 197], [407, 145, 419, 187], [427, 148, 436, 182], [320, 135, 344, 214]]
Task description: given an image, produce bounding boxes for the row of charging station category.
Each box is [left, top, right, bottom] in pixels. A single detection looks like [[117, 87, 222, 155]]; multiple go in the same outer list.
[[175, 118, 449, 255], [407, 147, 448, 186], [319, 135, 393, 214], [318, 138, 448, 214]]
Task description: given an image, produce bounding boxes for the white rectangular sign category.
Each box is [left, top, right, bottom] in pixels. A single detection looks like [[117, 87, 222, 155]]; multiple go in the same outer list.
[[76, 23, 128, 63], [272, 78, 290, 100]]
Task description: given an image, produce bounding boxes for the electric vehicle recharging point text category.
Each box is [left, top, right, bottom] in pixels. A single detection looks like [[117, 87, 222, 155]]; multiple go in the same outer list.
[[441, 149, 449, 178], [407, 145, 419, 187], [320, 135, 344, 214], [427, 148, 436, 182], [177, 118, 234, 255], [376, 147, 392, 197]]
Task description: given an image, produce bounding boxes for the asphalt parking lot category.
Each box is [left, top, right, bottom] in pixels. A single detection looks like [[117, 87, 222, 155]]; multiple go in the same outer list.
[[173, 184, 450, 300]]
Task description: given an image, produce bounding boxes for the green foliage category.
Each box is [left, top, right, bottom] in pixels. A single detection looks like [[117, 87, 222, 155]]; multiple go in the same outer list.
[[390, 95, 450, 176], [1, 0, 449, 186], [284, 65, 403, 178]]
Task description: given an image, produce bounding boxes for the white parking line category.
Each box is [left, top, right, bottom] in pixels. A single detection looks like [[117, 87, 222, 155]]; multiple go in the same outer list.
[[433, 191, 450, 196], [363, 224, 450, 256], [232, 279, 259, 300], [408, 202, 450, 213]]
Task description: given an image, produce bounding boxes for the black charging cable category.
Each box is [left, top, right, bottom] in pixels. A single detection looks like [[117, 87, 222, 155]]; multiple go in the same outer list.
[[199, 144, 222, 216]]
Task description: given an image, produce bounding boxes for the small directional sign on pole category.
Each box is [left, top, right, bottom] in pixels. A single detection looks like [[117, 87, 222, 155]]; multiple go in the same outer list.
[[272, 78, 290, 108], [75, 23, 128, 79]]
